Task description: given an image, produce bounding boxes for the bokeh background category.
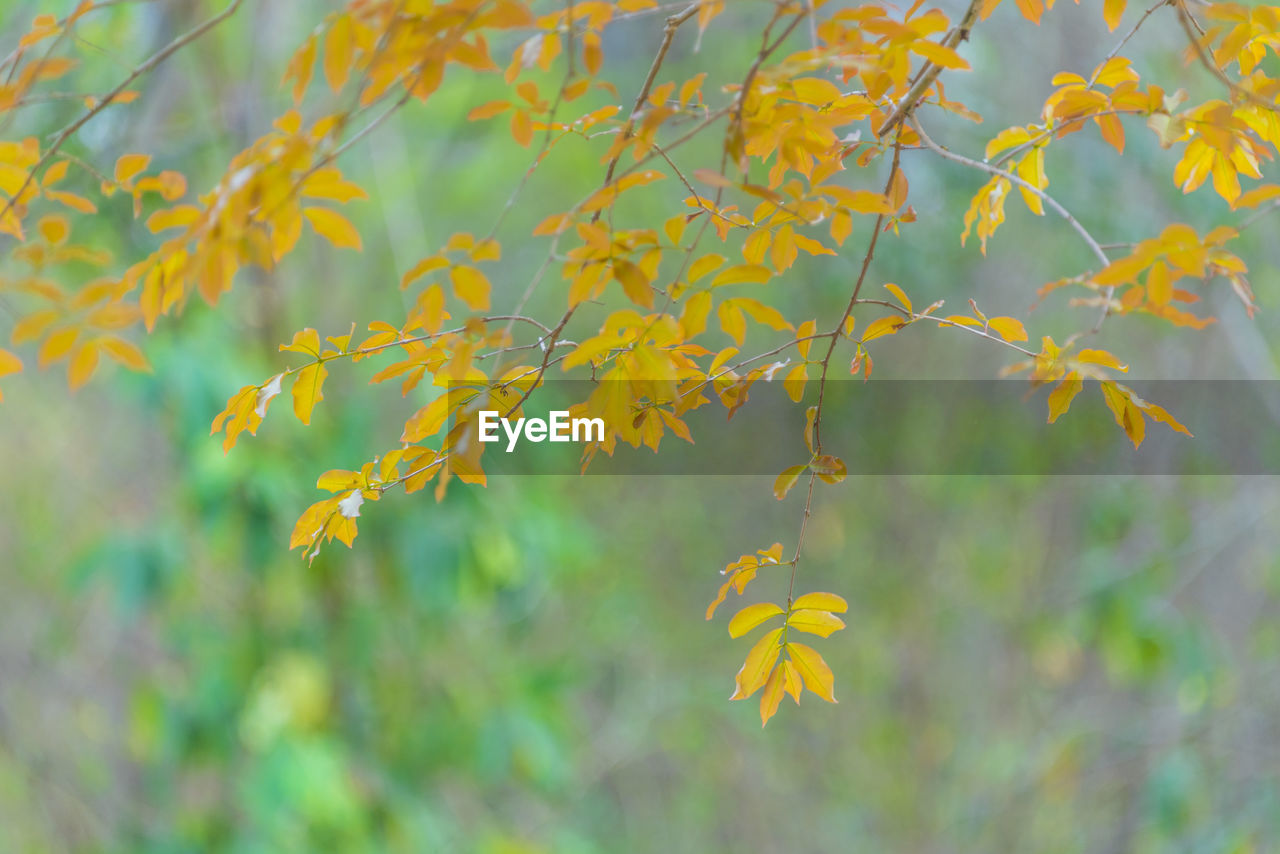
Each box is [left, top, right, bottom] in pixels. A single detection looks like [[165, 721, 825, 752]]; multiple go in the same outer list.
[[3, 1, 1280, 851]]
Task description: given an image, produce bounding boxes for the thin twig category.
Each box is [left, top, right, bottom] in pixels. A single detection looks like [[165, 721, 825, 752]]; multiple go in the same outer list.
[[0, 0, 245, 224], [879, 0, 982, 135]]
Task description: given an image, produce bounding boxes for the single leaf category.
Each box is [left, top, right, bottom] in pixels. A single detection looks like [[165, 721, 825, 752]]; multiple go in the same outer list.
[[791, 592, 849, 613], [787, 609, 846, 638], [323, 14, 354, 92], [711, 265, 772, 287], [728, 602, 785, 638], [884, 282, 912, 313], [292, 362, 328, 425], [114, 153, 151, 184], [987, 316, 1028, 342], [730, 627, 784, 700], [451, 265, 492, 311], [1047, 372, 1082, 423], [304, 207, 362, 250], [0, 348, 22, 377], [788, 642, 837, 703], [759, 664, 785, 727], [861, 315, 907, 343], [99, 337, 151, 372], [774, 464, 806, 500], [1076, 349, 1127, 371], [67, 341, 99, 390]]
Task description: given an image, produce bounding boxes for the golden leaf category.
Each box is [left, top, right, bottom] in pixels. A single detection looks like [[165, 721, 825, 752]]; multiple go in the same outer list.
[[728, 602, 785, 638], [787, 609, 847, 638], [292, 362, 328, 425], [788, 642, 837, 703], [450, 265, 492, 311], [303, 207, 362, 250], [791, 592, 849, 613], [730, 627, 783, 700]]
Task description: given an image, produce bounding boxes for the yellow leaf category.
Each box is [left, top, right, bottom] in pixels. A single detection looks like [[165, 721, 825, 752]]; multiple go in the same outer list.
[[323, 14, 354, 92], [790, 77, 842, 105], [68, 341, 99, 390], [791, 591, 849, 613], [612, 259, 652, 309], [0, 348, 22, 377], [114, 153, 151, 185], [987, 316, 1028, 342], [1015, 0, 1044, 24], [788, 642, 837, 703], [783, 363, 807, 402], [303, 207, 362, 250], [39, 326, 78, 366], [730, 627, 783, 700], [146, 205, 200, 233], [292, 362, 328, 425], [468, 100, 511, 120], [1101, 381, 1144, 448], [1147, 261, 1172, 305], [510, 109, 533, 146], [45, 190, 96, 214], [728, 602, 785, 638], [1076, 349, 1127, 371], [680, 290, 711, 338], [711, 264, 772, 287], [401, 255, 449, 289], [34, 215, 68, 245], [100, 337, 151, 372], [845, 190, 893, 214], [773, 464, 806, 500], [782, 659, 802, 704], [450, 265, 492, 311], [1103, 0, 1126, 31], [1047, 372, 1082, 423], [910, 40, 969, 70], [283, 34, 316, 103], [401, 394, 452, 442], [884, 282, 912, 313], [1232, 184, 1280, 210], [861, 315, 907, 343], [12, 309, 59, 345], [689, 253, 725, 283], [759, 664, 785, 727], [731, 297, 792, 331], [281, 327, 322, 357], [787, 609, 846, 638], [1138, 399, 1192, 437]]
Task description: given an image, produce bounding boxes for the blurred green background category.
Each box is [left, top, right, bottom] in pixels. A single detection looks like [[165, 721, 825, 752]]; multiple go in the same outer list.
[[3, 1, 1280, 851]]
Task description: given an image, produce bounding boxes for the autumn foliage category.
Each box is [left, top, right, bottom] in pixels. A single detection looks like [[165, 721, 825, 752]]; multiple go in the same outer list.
[[3, 0, 1277, 725]]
